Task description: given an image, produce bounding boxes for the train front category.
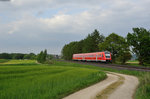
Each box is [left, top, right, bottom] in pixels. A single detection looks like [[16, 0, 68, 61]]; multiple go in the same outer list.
[[104, 51, 112, 63]]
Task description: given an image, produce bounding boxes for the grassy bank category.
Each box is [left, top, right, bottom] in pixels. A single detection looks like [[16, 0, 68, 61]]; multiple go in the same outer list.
[[0, 60, 106, 99]]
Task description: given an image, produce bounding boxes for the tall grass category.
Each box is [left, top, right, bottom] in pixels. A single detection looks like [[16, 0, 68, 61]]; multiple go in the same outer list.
[[0, 60, 106, 99], [0, 59, 9, 63], [53, 61, 150, 99], [135, 73, 150, 99], [1, 60, 149, 99]]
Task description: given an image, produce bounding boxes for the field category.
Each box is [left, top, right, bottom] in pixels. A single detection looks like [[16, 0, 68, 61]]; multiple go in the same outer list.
[[0, 60, 150, 99], [126, 60, 141, 66], [0, 60, 106, 99], [1, 60, 37, 65], [116, 60, 150, 67], [0, 59, 9, 63]]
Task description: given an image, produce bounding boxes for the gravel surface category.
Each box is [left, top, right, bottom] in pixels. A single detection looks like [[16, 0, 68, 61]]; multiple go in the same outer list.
[[107, 73, 139, 99], [63, 72, 139, 99]]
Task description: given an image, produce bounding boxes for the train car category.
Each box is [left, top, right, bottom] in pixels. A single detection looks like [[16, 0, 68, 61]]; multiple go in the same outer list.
[[72, 51, 112, 62]]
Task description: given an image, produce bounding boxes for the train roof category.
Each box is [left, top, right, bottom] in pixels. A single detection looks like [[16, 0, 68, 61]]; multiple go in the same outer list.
[[73, 51, 110, 55]]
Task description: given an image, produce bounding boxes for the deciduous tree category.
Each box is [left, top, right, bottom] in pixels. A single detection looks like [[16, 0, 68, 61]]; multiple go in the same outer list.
[[61, 29, 105, 60], [37, 49, 47, 63], [127, 27, 150, 65], [99, 33, 131, 63]]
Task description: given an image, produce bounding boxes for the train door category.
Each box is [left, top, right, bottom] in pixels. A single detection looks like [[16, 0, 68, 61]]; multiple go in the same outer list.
[[97, 53, 102, 61], [96, 54, 97, 61]]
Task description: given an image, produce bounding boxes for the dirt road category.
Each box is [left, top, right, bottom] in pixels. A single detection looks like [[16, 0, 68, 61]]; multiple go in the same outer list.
[[63, 72, 139, 99]]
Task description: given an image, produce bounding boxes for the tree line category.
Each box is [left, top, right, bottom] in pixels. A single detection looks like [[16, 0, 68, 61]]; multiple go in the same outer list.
[[0, 53, 36, 60], [36, 49, 59, 64], [62, 30, 105, 60], [61, 27, 150, 65], [0, 50, 58, 64]]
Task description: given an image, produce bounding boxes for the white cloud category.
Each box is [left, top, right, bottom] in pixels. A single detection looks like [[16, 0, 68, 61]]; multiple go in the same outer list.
[[0, 0, 150, 54]]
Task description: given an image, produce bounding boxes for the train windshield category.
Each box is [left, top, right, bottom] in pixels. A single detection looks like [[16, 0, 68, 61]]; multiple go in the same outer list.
[[105, 52, 110, 58]]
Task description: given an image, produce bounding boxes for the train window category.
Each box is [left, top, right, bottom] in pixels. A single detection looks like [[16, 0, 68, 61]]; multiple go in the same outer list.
[[106, 56, 110, 58], [105, 51, 110, 54], [105, 52, 110, 58], [98, 54, 101, 57]]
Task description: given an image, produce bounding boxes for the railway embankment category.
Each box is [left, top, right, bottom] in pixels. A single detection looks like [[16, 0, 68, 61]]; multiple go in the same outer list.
[[64, 60, 150, 72]]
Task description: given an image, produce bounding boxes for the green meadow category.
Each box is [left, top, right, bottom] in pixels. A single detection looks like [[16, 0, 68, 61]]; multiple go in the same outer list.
[[0, 60, 106, 99], [0, 60, 150, 99], [0, 59, 9, 63]]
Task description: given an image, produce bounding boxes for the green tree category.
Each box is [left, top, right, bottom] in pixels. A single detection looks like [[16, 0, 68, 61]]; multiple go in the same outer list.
[[117, 51, 132, 64], [0, 53, 11, 59], [47, 54, 54, 60], [99, 33, 131, 63], [127, 27, 150, 65], [43, 49, 47, 62], [61, 29, 105, 60], [29, 53, 36, 60], [37, 50, 47, 63], [82, 29, 105, 53], [62, 42, 79, 60], [23, 54, 31, 59], [37, 51, 43, 63], [12, 53, 24, 59]]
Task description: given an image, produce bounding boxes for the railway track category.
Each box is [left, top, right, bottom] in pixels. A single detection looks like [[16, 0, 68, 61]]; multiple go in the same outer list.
[[66, 60, 150, 72]]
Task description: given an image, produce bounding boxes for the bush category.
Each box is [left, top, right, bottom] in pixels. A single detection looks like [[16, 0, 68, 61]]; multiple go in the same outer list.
[[44, 60, 53, 64]]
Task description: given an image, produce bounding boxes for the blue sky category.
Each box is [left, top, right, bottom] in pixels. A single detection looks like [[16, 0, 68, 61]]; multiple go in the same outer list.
[[0, 0, 150, 54]]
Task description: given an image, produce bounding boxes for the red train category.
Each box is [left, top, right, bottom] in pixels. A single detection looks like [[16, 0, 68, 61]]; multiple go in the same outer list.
[[72, 51, 112, 62]]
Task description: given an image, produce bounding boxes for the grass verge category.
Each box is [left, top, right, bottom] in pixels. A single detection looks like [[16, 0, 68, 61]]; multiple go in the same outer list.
[[0, 60, 106, 99], [53, 61, 150, 99]]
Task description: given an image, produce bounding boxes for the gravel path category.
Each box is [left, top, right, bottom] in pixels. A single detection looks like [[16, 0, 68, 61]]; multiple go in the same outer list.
[[107, 73, 139, 99], [63, 72, 139, 99]]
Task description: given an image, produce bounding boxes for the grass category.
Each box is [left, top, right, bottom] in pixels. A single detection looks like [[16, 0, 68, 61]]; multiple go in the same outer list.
[[135, 73, 150, 99], [1, 59, 37, 65], [0, 59, 9, 63], [127, 60, 139, 62], [115, 60, 150, 67], [53, 61, 150, 99], [0, 59, 150, 99], [0, 60, 106, 99]]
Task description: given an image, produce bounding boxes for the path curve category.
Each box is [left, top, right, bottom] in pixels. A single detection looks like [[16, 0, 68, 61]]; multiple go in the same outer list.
[[63, 72, 139, 99], [107, 73, 139, 99]]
